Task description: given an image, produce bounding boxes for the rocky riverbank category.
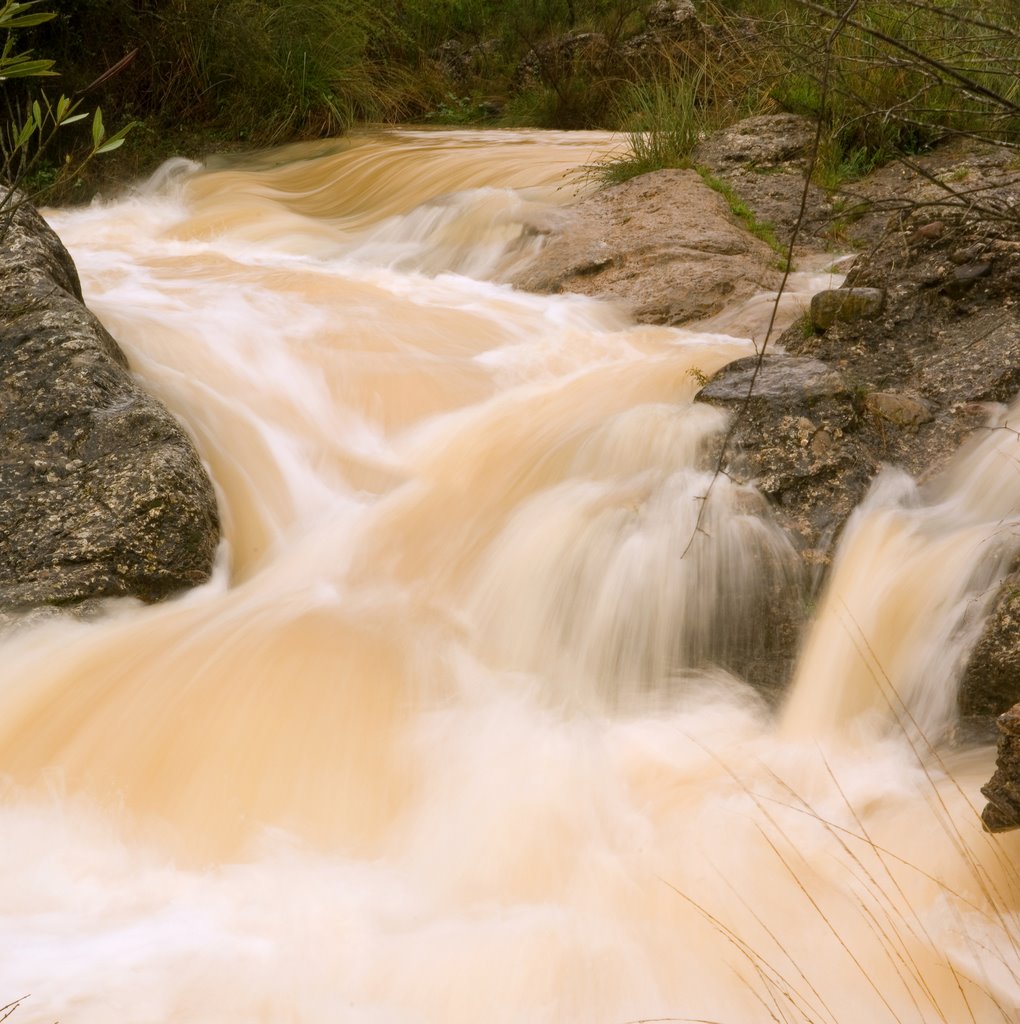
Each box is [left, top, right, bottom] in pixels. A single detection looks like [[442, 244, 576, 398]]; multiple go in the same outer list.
[[514, 114, 1020, 825]]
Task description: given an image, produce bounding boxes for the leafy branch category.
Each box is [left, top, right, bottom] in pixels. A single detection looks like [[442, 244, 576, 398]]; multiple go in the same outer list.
[[0, 0, 134, 221]]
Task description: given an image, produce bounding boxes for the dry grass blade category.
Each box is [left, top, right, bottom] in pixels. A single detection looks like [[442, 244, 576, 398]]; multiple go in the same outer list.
[[709, 867, 842, 1024], [835, 603, 1020, 984], [752, 823, 911, 1023], [656, 872, 824, 1023], [757, 761, 945, 1019], [0, 1000, 25, 1023]]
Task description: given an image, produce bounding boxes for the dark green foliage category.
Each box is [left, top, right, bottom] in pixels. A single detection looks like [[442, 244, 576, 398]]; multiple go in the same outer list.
[[716, 0, 1020, 183], [0, 1, 134, 206], [16, 0, 423, 143], [6, 0, 1020, 187]]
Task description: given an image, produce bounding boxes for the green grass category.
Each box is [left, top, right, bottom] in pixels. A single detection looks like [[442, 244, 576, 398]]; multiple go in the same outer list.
[[597, 69, 707, 184], [696, 166, 790, 268]]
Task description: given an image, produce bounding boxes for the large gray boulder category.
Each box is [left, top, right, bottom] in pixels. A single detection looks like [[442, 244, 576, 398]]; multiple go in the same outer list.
[[0, 196, 219, 610]]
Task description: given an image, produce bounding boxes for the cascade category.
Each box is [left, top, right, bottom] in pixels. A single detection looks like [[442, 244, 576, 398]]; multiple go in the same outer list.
[[0, 130, 1017, 1024]]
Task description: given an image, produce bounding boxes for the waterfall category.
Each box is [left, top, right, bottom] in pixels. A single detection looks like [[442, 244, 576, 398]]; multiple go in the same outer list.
[[0, 130, 1017, 1024]]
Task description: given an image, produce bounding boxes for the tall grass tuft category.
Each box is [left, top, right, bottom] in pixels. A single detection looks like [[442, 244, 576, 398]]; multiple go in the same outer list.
[[599, 68, 707, 183]]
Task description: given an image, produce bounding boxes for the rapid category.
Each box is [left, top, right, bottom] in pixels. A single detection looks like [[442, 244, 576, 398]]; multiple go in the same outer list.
[[1, 129, 1019, 1024]]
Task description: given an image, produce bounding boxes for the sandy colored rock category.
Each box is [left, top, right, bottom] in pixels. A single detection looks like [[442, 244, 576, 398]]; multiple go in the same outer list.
[[864, 391, 932, 428], [512, 168, 782, 325], [689, 114, 831, 256], [810, 287, 885, 330]]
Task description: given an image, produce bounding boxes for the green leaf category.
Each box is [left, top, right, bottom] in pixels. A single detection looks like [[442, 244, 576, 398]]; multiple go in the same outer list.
[[59, 111, 88, 126], [91, 107, 104, 147], [14, 118, 34, 147], [0, 0, 55, 29], [2, 11, 56, 27], [0, 57, 56, 79], [31, 99, 41, 129], [95, 122, 135, 155]]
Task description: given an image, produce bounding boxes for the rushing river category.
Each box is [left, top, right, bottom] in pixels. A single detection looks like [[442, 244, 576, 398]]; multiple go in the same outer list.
[[1, 130, 1019, 1023]]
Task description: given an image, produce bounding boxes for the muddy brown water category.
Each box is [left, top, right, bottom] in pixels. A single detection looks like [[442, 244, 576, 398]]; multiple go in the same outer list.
[[1, 130, 1018, 1023]]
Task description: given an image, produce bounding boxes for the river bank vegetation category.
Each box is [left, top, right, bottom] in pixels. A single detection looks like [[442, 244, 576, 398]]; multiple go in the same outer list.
[[4, 0, 1019, 201]]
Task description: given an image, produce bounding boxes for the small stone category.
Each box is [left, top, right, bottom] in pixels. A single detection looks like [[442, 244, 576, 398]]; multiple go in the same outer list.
[[941, 261, 993, 298], [950, 244, 985, 265], [864, 391, 933, 428], [907, 221, 944, 245], [810, 288, 885, 331], [810, 429, 833, 456]]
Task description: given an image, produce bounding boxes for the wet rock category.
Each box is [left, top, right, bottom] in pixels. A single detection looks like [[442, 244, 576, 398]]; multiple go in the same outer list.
[[511, 168, 781, 325], [961, 570, 1020, 720], [941, 260, 993, 299], [0, 195, 220, 610], [697, 355, 847, 406], [689, 114, 830, 255], [950, 243, 986, 265], [697, 354, 872, 560], [516, 131, 1020, 715], [981, 704, 1020, 832], [916, 317, 1020, 407], [828, 135, 1020, 250], [810, 287, 885, 330], [688, 148, 1020, 705]]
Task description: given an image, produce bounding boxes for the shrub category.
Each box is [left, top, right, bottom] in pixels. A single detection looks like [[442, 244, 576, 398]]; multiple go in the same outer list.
[[0, 0, 132, 206]]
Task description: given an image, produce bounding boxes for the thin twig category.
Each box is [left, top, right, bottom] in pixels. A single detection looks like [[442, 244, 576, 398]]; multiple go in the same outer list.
[[681, 0, 861, 559]]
